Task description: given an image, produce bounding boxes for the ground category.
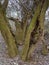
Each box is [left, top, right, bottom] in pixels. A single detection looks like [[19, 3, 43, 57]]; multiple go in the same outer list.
[[0, 31, 49, 65]]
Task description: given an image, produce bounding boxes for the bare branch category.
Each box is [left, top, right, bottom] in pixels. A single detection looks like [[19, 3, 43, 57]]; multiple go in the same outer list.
[[2, 0, 8, 12], [8, 17, 21, 23]]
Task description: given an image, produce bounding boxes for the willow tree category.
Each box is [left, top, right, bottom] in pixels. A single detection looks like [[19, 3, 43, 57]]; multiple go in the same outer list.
[[0, 0, 49, 61]]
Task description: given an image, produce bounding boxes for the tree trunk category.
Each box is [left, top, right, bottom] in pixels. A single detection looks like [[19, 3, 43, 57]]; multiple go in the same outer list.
[[0, 0, 49, 61], [21, 2, 42, 61], [0, 8, 18, 57], [39, 0, 48, 55], [27, 0, 48, 59]]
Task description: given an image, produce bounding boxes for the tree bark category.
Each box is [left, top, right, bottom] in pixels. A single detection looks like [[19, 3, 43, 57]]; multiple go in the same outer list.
[[38, 0, 48, 55], [15, 21, 25, 44], [0, 8, 18, 57], [27, 0, 48, 59], [21, 2, 42, 61]]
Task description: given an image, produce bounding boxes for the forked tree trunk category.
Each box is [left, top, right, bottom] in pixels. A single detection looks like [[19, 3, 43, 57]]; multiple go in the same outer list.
[[21, 0, 49, 61], [0, 0, 49, 61], [21, 2, 42, 61]]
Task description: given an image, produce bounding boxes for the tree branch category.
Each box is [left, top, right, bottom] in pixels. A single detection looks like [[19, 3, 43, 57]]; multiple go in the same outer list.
[[8, 17, 20, 23], [2, 0, 8, 12], [27, 0, 48, 59], [21, 2, 42, 61]]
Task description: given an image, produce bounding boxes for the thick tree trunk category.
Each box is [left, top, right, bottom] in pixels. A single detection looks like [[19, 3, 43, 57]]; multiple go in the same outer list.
[[0, 8, 18, 57]]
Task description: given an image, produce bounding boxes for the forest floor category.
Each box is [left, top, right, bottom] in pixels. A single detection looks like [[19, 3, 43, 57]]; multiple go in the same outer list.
[[0, 32, 49, 65]]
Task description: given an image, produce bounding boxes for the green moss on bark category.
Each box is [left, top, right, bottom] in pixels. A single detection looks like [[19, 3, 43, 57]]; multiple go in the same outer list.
[[21, 2, 42, 61], [0, 10, 18, 57]]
